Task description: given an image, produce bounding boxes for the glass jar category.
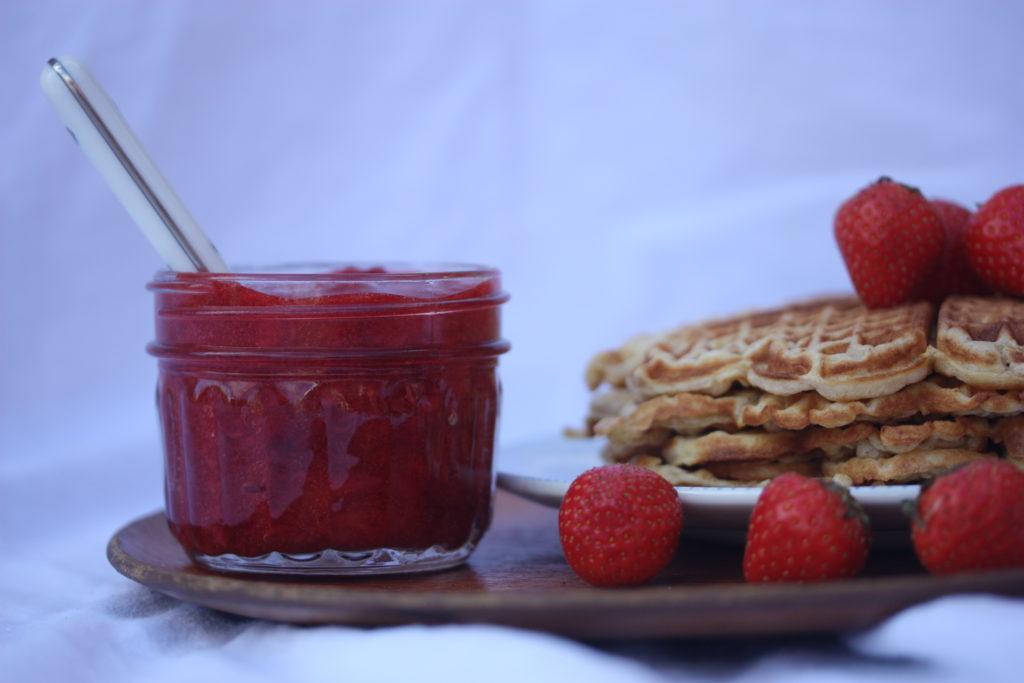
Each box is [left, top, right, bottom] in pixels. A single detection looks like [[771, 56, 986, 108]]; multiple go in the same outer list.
[[148, 264, 509, 575]]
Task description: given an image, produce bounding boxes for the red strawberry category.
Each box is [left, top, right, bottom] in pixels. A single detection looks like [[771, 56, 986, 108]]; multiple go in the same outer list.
[[744, 473, 870, 582], [910, 458, 1024, 575], [834, 177, 945, 308], [918, 199, 990, 302], [966, 185, 1024, 295], [559, 464, 683, 587]]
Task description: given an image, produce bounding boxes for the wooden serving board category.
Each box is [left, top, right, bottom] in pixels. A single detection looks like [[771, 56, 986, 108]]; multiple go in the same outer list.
[[107, 491, 1024, 637]]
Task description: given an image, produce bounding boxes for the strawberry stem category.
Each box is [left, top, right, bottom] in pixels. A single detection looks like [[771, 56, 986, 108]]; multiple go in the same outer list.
[[875, 175, 922, 196]]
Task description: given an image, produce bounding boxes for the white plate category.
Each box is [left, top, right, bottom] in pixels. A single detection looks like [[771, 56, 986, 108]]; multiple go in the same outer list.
[[496, 436, 920, 544]]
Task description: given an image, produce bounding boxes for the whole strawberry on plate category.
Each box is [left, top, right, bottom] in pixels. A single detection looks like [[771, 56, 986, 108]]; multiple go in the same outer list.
[[909, 458, 1024, 575], [966, 184, 1024, 296], [559, 464, 683, 587], [744, 473, 870, 582], [834, 177, 945, 308]]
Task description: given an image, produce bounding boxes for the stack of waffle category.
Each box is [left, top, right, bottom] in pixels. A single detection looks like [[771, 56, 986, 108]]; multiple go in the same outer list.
[[583, 296, 1024, 486]]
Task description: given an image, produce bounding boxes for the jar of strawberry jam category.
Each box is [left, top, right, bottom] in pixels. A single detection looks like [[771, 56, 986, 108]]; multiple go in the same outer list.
[[148, 264, 509, 575]]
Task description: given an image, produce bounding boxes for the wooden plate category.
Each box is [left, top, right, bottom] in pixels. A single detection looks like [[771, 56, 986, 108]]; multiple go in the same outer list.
[[107, 491, 1024, 638]]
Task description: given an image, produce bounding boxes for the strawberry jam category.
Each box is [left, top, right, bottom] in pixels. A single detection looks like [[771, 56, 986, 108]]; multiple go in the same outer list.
[[148, 264, 509, 575]]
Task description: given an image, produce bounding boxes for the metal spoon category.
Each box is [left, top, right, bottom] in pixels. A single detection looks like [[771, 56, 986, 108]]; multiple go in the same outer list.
[[40, 56, 228, 272]]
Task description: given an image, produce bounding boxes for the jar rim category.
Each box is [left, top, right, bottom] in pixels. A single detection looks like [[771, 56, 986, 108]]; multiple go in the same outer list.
[[149, 260, 508, 323], [150, 262, 501, 286]]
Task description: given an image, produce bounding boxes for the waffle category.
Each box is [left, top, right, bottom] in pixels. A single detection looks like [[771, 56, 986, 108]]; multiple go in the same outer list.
[[658, 417, 992, 467], [936, 296, 1024, 389], [995, 416, 1024, 460], [601, 411, 1024, 487], [627, 450, 993, 486], [599, 297, 934, 401], [627, 454, 820, 487], [591, 377, 1024, 445], [582, 295, 1024, 488], [585, 334, 656, 391], [581, 389, 636, 434], [822, 449, 989, 485]]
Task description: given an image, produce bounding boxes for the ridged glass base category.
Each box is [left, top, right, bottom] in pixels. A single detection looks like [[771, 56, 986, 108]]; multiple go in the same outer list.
[[192, 543, 475, 576]]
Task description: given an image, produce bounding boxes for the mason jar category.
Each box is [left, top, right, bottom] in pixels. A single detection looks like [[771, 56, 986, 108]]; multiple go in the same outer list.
[[148, 264, 509, 575]]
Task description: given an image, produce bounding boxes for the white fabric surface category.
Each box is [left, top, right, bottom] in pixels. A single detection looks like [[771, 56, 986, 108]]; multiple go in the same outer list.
[[2, 1, 1023, 681]]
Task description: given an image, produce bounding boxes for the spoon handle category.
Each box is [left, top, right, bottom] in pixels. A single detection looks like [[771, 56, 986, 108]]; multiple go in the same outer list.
[[41, 56, 229, 273]]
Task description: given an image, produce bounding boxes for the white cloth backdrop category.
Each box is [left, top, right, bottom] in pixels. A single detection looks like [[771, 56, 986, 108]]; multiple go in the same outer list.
[[1, 1, 1022, 681]]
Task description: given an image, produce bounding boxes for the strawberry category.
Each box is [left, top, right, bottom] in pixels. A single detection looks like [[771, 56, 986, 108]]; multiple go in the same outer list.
[[919, 199, 990, 302], [744, 473, 869, 582], [559, 464, 683, 587], [834, 177, 945, 308], [965, 185, 1024, 295], [909, 458, 1024, 575]]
